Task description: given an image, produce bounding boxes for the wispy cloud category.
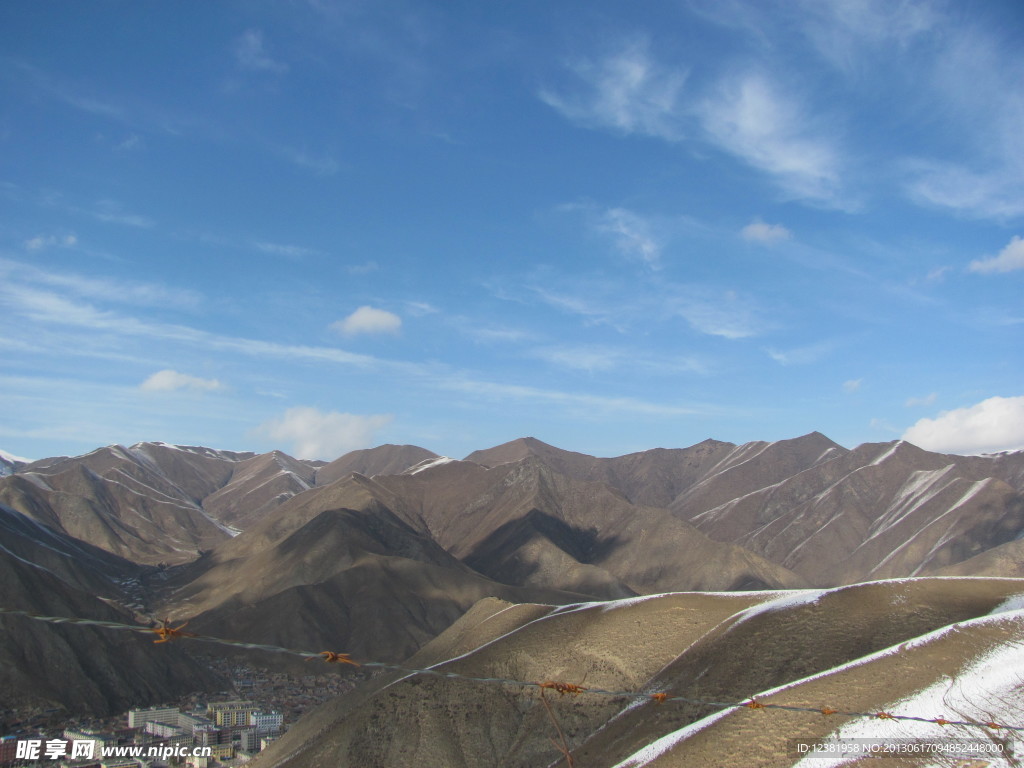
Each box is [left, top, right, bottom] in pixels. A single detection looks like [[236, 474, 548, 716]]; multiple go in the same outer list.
[[88, 199, 155, 228], [765, 340, 835, 366], [330, 306, 402, 337], [967, 236, 1024, 274], [530, 345, 621, 373], [253, 241, 321, 260], [671, 296, 761, 339], [529, 344, 707, 376], [438, 376, 710, 419], [140, 369, 224, 393], [527, 277, 765, 340], [740, 218, 792, 244], [233, 29, 288, 74], [0, 258, 200, 310], [539, 38, 687, 141], [347, 261, 379, 275], [699, 73, 845, 206], [842, 378, 863, 394], [25, 234, 77, 251], [906, 162, 1024, 221], [598, 208, 662, 268], [282, 147, 339, 176], [900, 19, 1024, 219], [14, 60, 126, 120], [796, 0, 938, 71], [905, 393, 937, 408], [403, 301, 438, 317]]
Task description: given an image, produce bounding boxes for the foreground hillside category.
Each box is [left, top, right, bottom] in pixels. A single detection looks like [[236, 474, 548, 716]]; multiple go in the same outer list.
[[251, 577, 1024, 768]]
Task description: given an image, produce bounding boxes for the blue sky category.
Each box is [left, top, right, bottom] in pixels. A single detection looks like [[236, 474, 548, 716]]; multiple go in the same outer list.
[[2, 0, 1022, 461]]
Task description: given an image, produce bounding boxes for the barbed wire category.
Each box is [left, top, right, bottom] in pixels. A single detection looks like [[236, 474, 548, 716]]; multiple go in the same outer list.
[[1, 607, 1021, 734]]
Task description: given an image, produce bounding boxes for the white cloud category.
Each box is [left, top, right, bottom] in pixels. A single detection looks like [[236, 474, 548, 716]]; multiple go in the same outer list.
[[0, 258, 200, 309], [528, 278, 763, 340], [331, 306, 402, 337], [25, 234, 77, 251], [765, 340, 835, 366], [89, 199, 155, 228], [599, 208, 662, 268], [903, 395, 1024, 454], [234, 29, 287, 73], [843, 378, 863, 393], [467, 326, 531, 344], [403, 301, 438, 317], [699, 73, 844, 205], [539, 39, 687, 141], [282, 147, 338, 176], [347, 261, 379, 275], [905, 392, 938, 408], [968, 236, 1024, 274], [253, 241, 320, 259], [740, 218, 792, 244], [438, 377, 708, 418], [256, 407, 392, 459], [140, 369, 224, 393], [667, 289, 762, 340], [797, 0, 938, 71], [530, 344, 707, 376], [532, 346, 621, 373], [907, 163, 1024, 220]]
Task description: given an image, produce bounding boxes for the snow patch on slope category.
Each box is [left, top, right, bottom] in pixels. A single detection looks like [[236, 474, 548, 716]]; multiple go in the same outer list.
[[404, 456, 455, 475], [612, 708, 734, 767]]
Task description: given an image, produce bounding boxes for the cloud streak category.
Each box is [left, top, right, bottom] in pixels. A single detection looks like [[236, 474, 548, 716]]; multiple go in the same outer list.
[[234, 29, 288, 74], [699, 73, 844, 206], [539, 39, 687, 141], [140, 369, 224, 393]]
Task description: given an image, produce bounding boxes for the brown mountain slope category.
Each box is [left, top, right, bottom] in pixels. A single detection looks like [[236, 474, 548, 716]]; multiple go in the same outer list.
[[667, 431, 848, 515], [0, 549, 223, 719], [0, 443, 323, 565], [364, 456, 805, 594], [463, 435, 835, 509], [202, 450, 317, 531], [251, 577, 1024, 768], [0, 502, 138, 600], [0, 463, 231, 565], [314, 444, 437, 486], [162, 503, 587, 664], [685, 440, 1024, 585]]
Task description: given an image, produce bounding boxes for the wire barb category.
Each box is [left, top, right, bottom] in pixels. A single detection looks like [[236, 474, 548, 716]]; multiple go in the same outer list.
[[650, 692, 669, 704], [744, 698, 765, 710], [538, 681, 588, 696], [149, 618, 197, 644], [820, 707, 837, 716], [309, 651, 360, 667]]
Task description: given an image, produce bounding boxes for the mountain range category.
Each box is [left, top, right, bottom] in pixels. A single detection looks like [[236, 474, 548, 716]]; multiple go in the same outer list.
[[1, 433, 1023, 756]]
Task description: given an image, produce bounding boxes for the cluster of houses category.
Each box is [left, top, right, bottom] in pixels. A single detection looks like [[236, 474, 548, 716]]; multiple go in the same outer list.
[[1, 701, 283, 767]]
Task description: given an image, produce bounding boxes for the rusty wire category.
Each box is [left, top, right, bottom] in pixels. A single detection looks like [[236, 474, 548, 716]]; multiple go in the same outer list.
[[2, 606, 1022, 734]]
